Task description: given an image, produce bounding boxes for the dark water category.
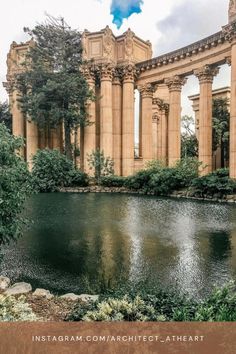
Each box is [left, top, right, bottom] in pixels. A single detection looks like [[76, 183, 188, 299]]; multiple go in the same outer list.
[[1, 193, 236, 298]]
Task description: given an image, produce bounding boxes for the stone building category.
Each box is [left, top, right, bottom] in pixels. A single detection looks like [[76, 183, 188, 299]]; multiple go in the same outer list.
[[4, 1, 236, 178]]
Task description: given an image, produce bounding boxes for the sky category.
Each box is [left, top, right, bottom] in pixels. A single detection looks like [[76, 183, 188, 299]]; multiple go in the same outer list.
[[0, 0, 230, 116]]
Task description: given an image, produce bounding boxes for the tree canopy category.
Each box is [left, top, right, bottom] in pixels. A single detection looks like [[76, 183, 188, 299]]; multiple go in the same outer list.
[[16, 15, 94, 159], [0, 123, 32, 245], [0, 101, 12, 132]]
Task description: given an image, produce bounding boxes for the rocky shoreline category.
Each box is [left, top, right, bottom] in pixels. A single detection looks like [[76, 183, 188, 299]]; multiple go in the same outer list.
[[0, 275, 98, 321], [59, 186, 236, 204]]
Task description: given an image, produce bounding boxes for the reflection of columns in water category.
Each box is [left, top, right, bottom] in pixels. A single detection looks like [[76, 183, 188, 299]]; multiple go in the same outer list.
[[165, 76, 187, 167], [194, 65, 219, 175]]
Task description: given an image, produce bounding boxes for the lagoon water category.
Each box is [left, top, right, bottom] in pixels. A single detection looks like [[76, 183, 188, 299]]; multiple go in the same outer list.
[[1, 193, 236, 298]]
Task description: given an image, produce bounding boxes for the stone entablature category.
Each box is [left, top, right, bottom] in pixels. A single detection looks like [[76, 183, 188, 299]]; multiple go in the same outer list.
[[82, 26, 152, 65], [136, 24, 236, 73]]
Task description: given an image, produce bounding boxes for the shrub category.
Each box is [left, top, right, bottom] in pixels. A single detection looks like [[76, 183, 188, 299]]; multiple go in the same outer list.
[[69, 169, 89, 187], [0, 295, 38, 322], [0, 123, 32, 244], [124, 169, 154, 191], [66, 283, 236, 322], [191, 168, 236, 197], [100, 176, 126, 187], [87, 149, 114, 184], [32, 149, 88, 192], [124, 158, 199, 195]]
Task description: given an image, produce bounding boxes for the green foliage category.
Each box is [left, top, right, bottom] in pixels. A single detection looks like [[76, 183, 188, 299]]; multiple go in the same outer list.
[[69, 169, 89, 187], [125, 158, 199, 195], [100, 176, 126, 187], [0, 123, 32, 245], [32, 149, 88, 192], [67, 283, 236, 322], [0, 101, 12, 132], [16, 15, 94, 159], [0, 295, 38, 322], [87, 149, 114, 184], [191, 168, 236, 197], [212, 98, 230, 165], [181, 115, 198, 158]]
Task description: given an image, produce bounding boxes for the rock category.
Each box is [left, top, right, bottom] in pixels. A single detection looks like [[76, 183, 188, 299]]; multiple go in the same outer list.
[[77, 294, 99, 302], [0, 276, 10, 290], [32, 288, 54, 300], [60, 293, 79, 301], [4, 282, 32, 295]]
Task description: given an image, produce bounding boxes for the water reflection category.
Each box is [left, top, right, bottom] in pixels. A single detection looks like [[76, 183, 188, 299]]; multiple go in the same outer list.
[[1, 194, 236, 297]]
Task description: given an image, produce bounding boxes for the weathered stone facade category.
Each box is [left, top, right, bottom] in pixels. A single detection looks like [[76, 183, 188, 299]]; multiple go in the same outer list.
[[4, 1, 236, 177]]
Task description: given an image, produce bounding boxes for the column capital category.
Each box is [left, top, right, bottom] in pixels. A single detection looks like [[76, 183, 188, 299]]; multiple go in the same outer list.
[[121, 64, 137, 83], [138, 83, 156, 98], [194, 65, 219, 84], [165, 75, 187, 92], [82, 64, 95, 83], [98, 63, 115, 81], [222, 22, 236, 43], [112, 68, 122, 85]]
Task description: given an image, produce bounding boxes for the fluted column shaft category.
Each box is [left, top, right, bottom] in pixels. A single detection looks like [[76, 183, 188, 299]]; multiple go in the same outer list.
[[26, 118, 38, 170], [195, 65, 219, 175], [139, 83, 155, 163], [165, 76, 186, 167], [112, 70, 122, 175], [83, 67, 96, 173], [100, 64, 114, 159], [12, 89, 25, 157], [122, 65, 135, 176]]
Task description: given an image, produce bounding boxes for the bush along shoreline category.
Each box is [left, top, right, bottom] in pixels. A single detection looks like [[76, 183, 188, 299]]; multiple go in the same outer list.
[[1, 276, 236, 322], [29, 150, 236, 202]]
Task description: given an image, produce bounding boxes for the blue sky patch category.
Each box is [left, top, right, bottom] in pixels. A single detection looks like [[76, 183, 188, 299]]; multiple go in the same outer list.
[[110, 0, 143, 29]]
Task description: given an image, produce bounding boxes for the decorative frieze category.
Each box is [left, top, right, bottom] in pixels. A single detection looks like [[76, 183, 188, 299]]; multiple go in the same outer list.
[[165, 75, 187, 92], [194, 65, 219, 84]]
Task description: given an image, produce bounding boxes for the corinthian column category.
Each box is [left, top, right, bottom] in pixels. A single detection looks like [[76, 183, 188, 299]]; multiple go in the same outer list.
[[26, 118, 38, 170], [195, 65, 219, 175], [12, 89, 25, 157], [223, 22, 236, 178], [112, 69, 122, 175], [83, 66, 96, 173], [139, 83, 155, 163], [99, 64, 114, 159], [122, 65, 136, 176], [165, 76, 186, 167]]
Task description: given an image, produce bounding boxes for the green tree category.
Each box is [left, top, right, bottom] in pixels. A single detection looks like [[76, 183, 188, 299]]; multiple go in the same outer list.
[[0, 101, 12, 132], [181, 115, 198, 158], [0, 123, 32, 245], [212, 98, 230, 167], [16, 15, 94, 160], [87, 149, 114, 184]]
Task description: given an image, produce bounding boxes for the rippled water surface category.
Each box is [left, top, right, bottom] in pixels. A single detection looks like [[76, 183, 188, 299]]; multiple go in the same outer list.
[[1, 193, 236, 297]]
